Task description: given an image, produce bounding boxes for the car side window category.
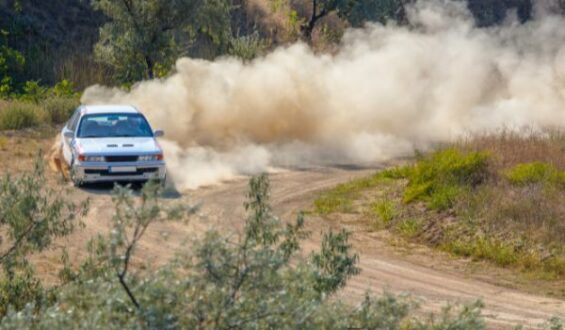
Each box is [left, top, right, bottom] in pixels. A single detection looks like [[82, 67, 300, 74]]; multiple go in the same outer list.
[[68, 109, 81, 131]]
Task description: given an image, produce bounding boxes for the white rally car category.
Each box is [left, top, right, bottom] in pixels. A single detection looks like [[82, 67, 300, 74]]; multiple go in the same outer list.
[[61, 105, 166, 186]]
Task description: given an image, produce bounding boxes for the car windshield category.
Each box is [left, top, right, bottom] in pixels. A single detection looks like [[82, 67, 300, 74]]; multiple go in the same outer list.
[[77, 113, 153, 138]]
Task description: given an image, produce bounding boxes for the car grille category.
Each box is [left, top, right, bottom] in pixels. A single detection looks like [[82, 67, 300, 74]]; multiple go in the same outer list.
[[84, 168, 158, 176], [105, 155, 139, 162]]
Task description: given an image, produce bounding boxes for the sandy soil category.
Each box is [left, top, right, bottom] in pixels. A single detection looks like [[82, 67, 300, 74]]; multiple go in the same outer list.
[[42, 166, 564, 329], [1, 132, 562, 329]]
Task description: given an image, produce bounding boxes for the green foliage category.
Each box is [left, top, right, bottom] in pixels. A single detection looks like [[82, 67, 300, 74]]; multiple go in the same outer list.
[[545, 317, 564, 330], [0, 270, 43, 317], [51, 80, 79, 98], [228, 32, 269, 61], [467, 0, 532, 27], [347, 0, 404, 27], [92, 0, 232, 82], [193, 0, 233, 54], [107, 181, 193, 309], [315, 134, 565, 282], [0, 101, 46, 130], [288, 10, 300, 32], [311, 230, 360, 293], [0, 173, 490, 328], [0, 78, 78, 103], [314, 173, 384, 214], [379, 165, 412, 179], [401, 149, 489, 210], [19, 81, 48, 103], [0, 156, 88, 274], [504, 162, 565, 187], [397, 218, 421, 238], [427, 184, 464, 211], [300, 0, 405, 41], [0, 156, 88, 317], [0, 77, 79, 129], [444, 237, 518, 267], [0, 31, 25, 97], [443, 235, 565, 277], [371, 199, 396, 225], [412, 301, 486, 330]]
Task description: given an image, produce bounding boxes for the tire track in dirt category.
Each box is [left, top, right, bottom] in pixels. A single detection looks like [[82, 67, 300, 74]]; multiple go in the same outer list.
[[45, 164, 564, 329], [178, 166, 564, 329]]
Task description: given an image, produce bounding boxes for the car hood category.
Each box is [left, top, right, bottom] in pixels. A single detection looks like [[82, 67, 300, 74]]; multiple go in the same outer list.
[[76, 137, 161, 155]]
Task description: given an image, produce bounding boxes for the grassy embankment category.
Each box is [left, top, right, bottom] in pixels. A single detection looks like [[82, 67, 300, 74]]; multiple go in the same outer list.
[[0, 82, 80, 131], [314, 132, 565, 284]]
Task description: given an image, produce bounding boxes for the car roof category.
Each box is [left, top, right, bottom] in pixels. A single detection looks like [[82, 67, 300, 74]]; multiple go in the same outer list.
[[81, 105, 140, 115]]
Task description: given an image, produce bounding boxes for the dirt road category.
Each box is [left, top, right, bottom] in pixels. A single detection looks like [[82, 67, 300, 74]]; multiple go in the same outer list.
[[39, 164, 564, 329]]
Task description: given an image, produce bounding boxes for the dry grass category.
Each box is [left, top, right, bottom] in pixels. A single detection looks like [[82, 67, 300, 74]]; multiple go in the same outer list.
[[0, 95, 79, 131], [314, 130, 565, 281], [54, 52, 115, 90], [457, 130, 565, 171], [0, 101, 48, 130]]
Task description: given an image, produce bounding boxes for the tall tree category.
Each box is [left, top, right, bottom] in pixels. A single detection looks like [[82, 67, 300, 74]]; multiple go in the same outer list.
[[300, 0, 406, 42], [92, 0, 232, 82], [467, 0, 532, 27]]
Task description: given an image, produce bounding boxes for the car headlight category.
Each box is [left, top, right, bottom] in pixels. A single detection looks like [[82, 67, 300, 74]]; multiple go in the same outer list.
[[78, 155, 105, 162], [139, 154, 163, 161]]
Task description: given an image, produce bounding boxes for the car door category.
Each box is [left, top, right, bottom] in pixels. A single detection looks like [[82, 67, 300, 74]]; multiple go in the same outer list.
[[62, 108, 81, 165]]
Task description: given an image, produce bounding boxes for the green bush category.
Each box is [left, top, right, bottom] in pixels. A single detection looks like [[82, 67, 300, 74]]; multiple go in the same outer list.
[[445, 237, 517, 267], [228, 32, 269, 61], [19, 81, 48, 103], [371, 199, 396, 225], [428, 184, 464, 211], [0, 156, 88, 317], [52, 80, 78, 98], [0, 271, 44, 317], [443, 236, 565, 276], [504, 162, 565, 187], [41, 96, 79, 124], [0, 175, 487, 329], [0, 101, 46, 130], [402, 149, 489, 210], [0, 35, 25, 98]]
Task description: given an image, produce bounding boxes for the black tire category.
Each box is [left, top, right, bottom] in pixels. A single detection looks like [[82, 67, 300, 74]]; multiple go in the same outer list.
[[159, 175, 167, 188], [69, 160, 82, 187]]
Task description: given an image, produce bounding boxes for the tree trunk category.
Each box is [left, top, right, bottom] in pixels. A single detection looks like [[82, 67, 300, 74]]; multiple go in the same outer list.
[[301, 0, 322, 43], [145, 56, 154, 80], [301, 23, 315, 42]]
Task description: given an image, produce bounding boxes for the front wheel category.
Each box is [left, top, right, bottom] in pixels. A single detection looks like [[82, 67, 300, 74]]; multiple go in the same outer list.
[[157, 175, 167, 189], [69, 160, 83, 187]]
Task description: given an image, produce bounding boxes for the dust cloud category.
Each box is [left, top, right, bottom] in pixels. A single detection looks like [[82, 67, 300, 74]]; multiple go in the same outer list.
[[82, 0, 565, 190]]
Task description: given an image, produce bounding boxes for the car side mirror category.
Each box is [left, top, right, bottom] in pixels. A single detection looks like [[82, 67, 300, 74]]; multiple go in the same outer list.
[[64, 131, 74, 139], [154, 129, 164, 137]]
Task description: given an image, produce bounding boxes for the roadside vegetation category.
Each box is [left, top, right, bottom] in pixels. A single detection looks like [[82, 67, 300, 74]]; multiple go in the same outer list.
[[0, 0, 560, 132], [0, 1, 555, 91], [0, 163, 494, 329], [314, 131, 565, 284], [0, 80, 79, 130], [1, 0, 564, 327]]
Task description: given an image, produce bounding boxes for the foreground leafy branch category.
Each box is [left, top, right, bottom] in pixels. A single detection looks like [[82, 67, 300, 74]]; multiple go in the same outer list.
[[0, 174, 492, 329], [0, 153, 88, 316], [0, 154, 89, 275], [109, 181, 194, 310]]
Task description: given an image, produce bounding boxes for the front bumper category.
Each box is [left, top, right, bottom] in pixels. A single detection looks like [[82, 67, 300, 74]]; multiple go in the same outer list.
[[72, 161, 166, 183]]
